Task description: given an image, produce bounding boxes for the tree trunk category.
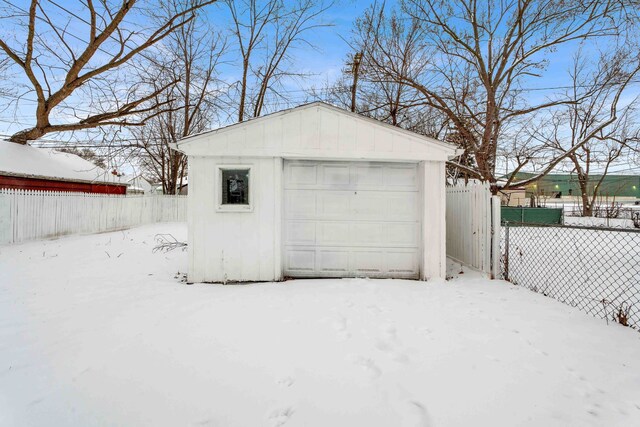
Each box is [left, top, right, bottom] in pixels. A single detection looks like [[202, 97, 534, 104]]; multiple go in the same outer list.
[[238, 57, 249, 122], [8, 127, 46, 144]]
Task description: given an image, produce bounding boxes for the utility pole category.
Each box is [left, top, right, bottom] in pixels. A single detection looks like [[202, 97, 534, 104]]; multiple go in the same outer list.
[[349, 52, 363, 113]]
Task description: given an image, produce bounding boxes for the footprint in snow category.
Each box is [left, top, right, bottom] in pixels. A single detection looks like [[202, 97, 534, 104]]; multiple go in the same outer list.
[[387, 386, 432, 427], [277, 376, 295, 388], [367, 304, 383, 315], [376, 323, 410, 363], [391, 352, 410, 364], [351, 356, 382, 379], [332, 314, 351, 340], [401, 400, 432, 427], [267, 407, 294, 427]]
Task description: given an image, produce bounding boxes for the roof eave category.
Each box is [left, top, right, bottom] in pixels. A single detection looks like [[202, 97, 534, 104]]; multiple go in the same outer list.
[[177, 102, 459, 155]]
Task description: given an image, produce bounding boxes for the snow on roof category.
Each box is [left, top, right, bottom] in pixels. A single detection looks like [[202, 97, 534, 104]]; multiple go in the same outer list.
[[0, 139, 126, 186]]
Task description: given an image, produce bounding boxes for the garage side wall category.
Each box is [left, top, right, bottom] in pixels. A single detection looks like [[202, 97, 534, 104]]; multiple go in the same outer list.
[[188, 156, 282, 283], [421, 161, 447, 280]]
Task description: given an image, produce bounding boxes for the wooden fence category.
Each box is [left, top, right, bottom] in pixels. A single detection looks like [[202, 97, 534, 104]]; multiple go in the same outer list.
[[0, 189, 187, 244], [446, 183, 501, 276]]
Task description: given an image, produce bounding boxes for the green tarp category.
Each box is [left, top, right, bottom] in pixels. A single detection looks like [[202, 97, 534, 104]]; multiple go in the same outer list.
[[501, 207, 563, 225]]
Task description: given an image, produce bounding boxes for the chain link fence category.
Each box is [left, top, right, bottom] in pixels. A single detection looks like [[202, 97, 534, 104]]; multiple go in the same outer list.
[[500, 222, 640, 329]]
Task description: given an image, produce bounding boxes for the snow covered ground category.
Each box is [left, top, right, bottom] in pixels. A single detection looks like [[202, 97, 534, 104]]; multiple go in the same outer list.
[[503, 224, 640, 328], [564, 215, 636, 229], [1, 223, 640, 427]]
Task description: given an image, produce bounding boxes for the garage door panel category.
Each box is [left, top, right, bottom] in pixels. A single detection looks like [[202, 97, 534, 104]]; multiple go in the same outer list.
[[350, 223, 385, 245], [386, 250, 419, 274], [351, 250, 384, 274], [318, 249, 350, 272], [353, 164, 384, 188], [385, 223, 420, 246], [384, 166, 418, 189], [321, 164, 350, 186], [286, 249, 316, 272], [288, 163, 317, 186], [286, 191, 316, 218], [387, 193, 419, 219], [286, 221, 316, 245], [317, 222, 350, 245], [284, 161, 420, 279], [351, 193, 386, 219], [318, 192, 351, 217]]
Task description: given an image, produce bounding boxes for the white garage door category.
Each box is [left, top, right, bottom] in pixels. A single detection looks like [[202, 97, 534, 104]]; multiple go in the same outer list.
[[283, 160, 420, 278]]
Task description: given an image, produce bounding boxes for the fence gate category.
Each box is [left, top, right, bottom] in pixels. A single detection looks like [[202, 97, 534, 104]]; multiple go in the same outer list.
[[445, 183, 501, 276]]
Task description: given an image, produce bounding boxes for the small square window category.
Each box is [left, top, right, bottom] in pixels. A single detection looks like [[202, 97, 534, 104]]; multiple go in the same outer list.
[[221, 169, 250, 205]]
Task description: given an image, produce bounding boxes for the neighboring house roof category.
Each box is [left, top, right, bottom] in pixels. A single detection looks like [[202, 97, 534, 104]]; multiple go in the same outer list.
[[176, 102, 460, 161], [126, 174, 153, 184], [0, 140, 126, 186]]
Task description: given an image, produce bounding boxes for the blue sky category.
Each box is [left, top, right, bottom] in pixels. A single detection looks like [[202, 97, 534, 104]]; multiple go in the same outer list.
[[0, 0, 614, 134], [0, 0, 376, 136], [0, 0, 638, 175]]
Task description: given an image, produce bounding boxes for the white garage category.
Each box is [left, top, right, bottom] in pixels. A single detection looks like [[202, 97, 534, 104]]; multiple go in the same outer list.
[[176, 102, 459, 283]]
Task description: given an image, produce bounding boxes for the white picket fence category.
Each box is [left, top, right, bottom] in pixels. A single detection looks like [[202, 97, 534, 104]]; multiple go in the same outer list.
[[446, 183, 501, 277], [0, 189, 187, 244]]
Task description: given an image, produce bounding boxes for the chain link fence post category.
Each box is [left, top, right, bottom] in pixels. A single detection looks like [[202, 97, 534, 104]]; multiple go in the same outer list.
[[503, 222, 509, 281]]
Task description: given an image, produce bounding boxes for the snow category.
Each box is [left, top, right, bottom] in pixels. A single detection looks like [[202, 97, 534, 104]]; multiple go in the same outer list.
[[1, 223, 640, 426], [564, 215, 636, 229], [0, 140, 124, 185], [503, 225, 640, 328], [126, 175, 157, 194]]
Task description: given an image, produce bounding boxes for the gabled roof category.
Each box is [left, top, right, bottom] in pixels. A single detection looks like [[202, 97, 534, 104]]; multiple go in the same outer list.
[[0, 140, 126, 186], [177, 102, 460, 162]]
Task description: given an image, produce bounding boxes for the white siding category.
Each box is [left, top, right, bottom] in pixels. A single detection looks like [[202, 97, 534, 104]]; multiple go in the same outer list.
[[188, 156, 281, 283], [179, 104, 455, 162], [421, 161, 447, 280]]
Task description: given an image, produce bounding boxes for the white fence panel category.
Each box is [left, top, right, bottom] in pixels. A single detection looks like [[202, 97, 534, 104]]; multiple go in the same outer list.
[[446, 183, 494, 274], [0, 189, 187, 245]]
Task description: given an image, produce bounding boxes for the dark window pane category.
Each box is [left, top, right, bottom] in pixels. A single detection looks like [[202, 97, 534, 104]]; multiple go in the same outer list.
[[222, 169, 249, 205]]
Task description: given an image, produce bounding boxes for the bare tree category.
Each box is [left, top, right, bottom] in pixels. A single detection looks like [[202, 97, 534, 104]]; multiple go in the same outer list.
[[131, 0, 225, 194], [58, 146, 107, 169], [322, 13, 449, 146], [321, 8, 449, 138], [0, 0, 216, 144], [530, 49, 640, 216], [0, 55, 12, 99], [355, 0, 638, 191], [225, 0, 333, 122]]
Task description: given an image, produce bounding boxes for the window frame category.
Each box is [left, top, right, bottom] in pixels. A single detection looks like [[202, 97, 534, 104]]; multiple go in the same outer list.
[[216, 164, 253, 212]]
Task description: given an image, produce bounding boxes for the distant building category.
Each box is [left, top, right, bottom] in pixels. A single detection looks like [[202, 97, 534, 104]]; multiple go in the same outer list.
[[506, 172, 640, 202], [126, 174, 156, 195], [498, 186, 527, 206], [0, 140, 127, 194]]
